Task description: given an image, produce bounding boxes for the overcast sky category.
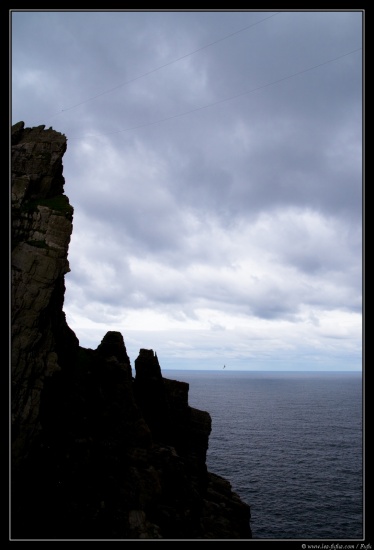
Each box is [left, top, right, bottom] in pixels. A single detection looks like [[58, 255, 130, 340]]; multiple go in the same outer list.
[[11, 10, 363, 371]]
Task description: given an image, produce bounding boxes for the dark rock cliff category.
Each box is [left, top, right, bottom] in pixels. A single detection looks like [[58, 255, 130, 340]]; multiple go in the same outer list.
[[10, 122, 252, 540]]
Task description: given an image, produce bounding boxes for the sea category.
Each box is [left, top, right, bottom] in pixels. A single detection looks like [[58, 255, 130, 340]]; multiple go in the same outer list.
[[163, 370, 363, 541]]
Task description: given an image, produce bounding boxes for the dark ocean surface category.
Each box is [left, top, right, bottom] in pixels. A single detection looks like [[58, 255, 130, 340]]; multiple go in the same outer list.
[[163, 370, 363, 540]]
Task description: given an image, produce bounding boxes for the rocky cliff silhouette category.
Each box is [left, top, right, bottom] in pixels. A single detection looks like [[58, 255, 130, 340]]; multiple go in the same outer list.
[[11, 121, 252, 540]]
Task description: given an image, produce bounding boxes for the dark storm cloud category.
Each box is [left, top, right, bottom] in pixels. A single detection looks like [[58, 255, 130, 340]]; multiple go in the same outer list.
[[11, 10, 363, 370]]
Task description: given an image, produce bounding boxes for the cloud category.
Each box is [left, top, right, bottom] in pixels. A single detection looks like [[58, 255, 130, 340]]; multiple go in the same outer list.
[[12, 10, 363, 370]]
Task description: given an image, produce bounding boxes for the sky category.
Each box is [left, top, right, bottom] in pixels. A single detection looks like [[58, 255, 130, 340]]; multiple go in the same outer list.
[[11, 10, 363, 371]]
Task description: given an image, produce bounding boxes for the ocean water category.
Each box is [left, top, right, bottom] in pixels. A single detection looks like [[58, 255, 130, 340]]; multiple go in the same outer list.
[[163, 370, 363, 540]]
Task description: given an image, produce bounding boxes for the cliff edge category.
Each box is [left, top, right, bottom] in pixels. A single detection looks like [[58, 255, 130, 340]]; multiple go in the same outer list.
[[10, 122, 252, 540]]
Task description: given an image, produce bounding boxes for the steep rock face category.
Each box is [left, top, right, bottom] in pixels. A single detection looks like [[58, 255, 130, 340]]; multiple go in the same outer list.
[[10, 122, 252, 540], [11, 121, 76, 467]]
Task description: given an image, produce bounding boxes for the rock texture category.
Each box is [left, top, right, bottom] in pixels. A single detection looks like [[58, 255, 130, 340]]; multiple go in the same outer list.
[[11, 121, 75, 467], [11, 122, 252, 540]]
